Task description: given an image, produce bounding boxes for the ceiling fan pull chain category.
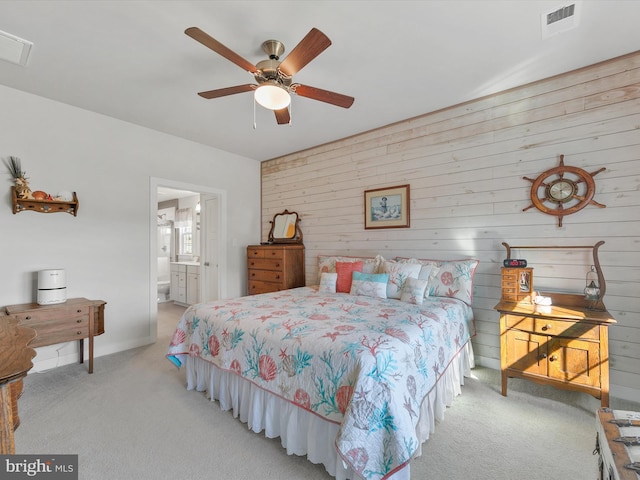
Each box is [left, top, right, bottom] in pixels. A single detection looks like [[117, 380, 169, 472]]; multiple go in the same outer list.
[[253, 98, 257, 130]]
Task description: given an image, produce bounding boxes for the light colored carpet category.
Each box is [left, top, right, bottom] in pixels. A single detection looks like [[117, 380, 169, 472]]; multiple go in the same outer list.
[[13, 302, 635, 479]]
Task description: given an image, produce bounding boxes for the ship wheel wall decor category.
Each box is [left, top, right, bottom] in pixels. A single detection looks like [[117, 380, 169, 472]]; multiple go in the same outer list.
[[523, 155, 606, 227]]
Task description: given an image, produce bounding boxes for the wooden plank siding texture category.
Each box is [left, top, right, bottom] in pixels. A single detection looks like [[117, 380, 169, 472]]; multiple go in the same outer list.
[[261, 51, 640, 403]]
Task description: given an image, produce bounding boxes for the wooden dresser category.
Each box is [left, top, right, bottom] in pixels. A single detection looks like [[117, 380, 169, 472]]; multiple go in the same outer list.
[[4, 298, 106, 374], [495, 242, 615, 407], [247, 244, 305, 295]]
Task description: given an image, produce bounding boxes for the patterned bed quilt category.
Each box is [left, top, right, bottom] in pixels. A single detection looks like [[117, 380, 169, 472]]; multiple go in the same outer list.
[[167, 286, 475, 480]]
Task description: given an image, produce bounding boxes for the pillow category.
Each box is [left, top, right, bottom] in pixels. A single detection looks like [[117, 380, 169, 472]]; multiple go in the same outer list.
[[395, 260, 440, 298], [335, 261, 363, 293], [317, 255, 384, 283], [350, 272, 389, 299], [318, 272, 338, 293], [400, 277, 429, 305], [396, 257, 479, 305], [382, 261, 422, 299]]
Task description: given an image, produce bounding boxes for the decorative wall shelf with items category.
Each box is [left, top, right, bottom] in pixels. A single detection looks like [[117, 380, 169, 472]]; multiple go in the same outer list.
[[11, 187, 79, 216], [494, 241, 616, 407], [5, 156, 78, 216]]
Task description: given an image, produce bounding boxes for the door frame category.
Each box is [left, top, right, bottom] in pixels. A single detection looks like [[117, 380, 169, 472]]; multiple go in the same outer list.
[[149, 177, 227, 341]]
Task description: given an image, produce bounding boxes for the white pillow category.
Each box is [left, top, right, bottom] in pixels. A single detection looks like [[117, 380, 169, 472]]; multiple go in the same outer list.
[[318, 272, 338, 293], [400, 277, 429, 305], [382, 261, 422, 299]]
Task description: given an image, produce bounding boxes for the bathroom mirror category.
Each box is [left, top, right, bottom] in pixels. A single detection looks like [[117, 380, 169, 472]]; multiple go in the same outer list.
[[267, 210, 303, 244]]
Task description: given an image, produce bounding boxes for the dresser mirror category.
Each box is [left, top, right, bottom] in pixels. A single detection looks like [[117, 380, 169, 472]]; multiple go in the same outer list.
[[267, 210, 303, 244]]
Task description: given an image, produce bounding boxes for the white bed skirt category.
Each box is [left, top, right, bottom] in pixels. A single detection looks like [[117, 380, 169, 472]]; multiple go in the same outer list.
[[184, 341, 474, 480]]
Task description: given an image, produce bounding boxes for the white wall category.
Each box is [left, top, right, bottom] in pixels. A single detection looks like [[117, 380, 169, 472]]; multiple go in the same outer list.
[[0, 84, 261, 371], [261, 52, 640, 403]]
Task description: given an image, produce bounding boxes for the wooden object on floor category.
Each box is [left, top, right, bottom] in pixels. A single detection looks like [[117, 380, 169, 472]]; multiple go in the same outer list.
[[247, 244, 305, 295], [0, 315, 36, 454], [496, 300, 615, 407], [496, 242, 615, 407], [4, 298, 106, 374], [596, 408, 640, 480]]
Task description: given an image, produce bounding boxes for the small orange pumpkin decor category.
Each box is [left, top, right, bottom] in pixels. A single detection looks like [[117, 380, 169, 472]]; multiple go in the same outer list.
[[32, 190, 48, 200]]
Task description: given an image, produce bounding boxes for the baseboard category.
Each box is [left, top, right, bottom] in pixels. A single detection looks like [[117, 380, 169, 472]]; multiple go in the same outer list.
[[29, 335, 156, 373]]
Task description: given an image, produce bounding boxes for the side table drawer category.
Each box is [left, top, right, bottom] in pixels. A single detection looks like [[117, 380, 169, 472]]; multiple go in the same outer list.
[[27, 319, 89, 348], [14, 304, 89, 326], [504, 315, 599, 340]]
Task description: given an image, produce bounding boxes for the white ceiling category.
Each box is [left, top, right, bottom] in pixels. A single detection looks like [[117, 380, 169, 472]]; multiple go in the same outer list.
[[1, 1, 639, 162]]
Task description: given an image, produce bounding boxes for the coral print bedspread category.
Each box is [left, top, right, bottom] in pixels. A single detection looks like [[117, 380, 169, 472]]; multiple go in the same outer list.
[[167, 287, 474, 480]]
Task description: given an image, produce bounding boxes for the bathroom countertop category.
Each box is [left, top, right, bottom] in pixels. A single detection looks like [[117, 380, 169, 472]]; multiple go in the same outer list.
[[171, 261, 200, 266]]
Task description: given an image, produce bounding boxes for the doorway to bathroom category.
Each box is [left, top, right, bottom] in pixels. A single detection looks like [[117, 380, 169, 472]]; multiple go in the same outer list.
[[149, 178, 227, 339]]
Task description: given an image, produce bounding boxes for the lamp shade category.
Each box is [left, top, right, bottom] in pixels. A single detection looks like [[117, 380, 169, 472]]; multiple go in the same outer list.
[[254, 84, 291, 110]]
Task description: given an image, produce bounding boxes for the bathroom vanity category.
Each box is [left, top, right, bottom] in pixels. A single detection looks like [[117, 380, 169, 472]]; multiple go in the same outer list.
[[170, 262, 200, 306]]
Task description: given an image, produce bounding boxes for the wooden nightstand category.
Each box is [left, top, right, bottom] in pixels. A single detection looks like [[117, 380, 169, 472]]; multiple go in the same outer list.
[[496, 242, 616, 407], [247, 244, 305, 295], [495, 299, 615, 407]]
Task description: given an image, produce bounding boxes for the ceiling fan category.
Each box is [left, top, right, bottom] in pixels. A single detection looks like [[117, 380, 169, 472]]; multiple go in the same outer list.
[[185, 27, 355, 125]]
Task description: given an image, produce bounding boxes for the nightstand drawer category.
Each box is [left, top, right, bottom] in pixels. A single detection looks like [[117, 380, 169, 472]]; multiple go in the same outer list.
[[504, 315, 599, 340]]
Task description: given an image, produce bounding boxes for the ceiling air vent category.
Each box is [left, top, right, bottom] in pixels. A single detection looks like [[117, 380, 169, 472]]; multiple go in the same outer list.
[[0, 30, 33, 67], [541, 2, 581, 39]]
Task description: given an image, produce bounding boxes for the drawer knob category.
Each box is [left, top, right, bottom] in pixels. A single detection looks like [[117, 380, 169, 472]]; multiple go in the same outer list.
[[549, 355, 558, 362], [77, 319, 82, 323], [541, 324, 552, 331], [77, 331, 83, 335], [25, 316, 31, 320], [275, 263, 280, 267], [251, 273, 255, 277], [77, 309, 82, 313], [275, 275, 280, 279]]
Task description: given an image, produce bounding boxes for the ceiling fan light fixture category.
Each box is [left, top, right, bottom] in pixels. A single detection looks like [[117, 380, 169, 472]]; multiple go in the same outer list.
[[254, 84, 291, 110]]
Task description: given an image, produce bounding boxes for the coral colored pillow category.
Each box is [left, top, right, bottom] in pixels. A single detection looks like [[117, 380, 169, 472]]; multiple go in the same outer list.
[[335, 261, 363, 293]]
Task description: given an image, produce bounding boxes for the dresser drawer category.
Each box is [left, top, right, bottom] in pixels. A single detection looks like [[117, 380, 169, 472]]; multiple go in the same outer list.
[[27, 320, 90, 348], [248, 269, 284, 283], [248, 258, 284, 271], [14, 304, 90, 328], [247, 247, 284, 260], [504, 315, 599, 340], [248, 280, 282, 295]]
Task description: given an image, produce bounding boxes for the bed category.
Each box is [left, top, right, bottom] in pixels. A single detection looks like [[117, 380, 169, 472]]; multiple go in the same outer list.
[[167, 255, 478, 480]]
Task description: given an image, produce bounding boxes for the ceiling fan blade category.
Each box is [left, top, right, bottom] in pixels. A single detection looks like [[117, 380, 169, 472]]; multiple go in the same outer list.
[[278, 28, 331, 77], [185, 27, 258, 74], [198, 84, 256, 99], [274, 108, 291, 125], [292, 84, 355, 109]]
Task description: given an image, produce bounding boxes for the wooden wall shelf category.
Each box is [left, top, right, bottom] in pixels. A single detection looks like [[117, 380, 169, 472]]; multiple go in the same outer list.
[[11, 186, 79, 216]]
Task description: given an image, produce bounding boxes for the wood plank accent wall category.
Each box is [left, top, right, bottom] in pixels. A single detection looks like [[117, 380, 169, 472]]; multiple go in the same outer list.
[[261, 51, 640, 402]]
